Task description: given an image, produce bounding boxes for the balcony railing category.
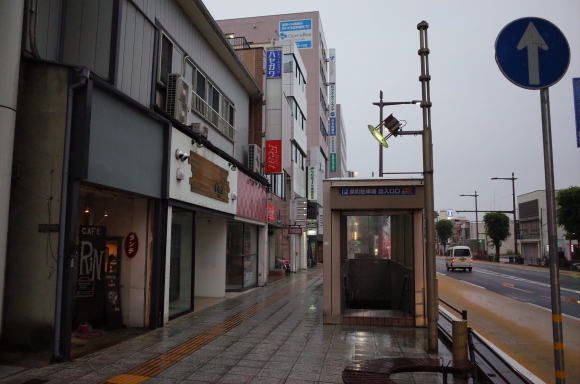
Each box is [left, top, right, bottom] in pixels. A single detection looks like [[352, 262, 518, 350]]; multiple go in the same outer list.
[[192, 92, 235, 141], [226, 36, 251, 50]]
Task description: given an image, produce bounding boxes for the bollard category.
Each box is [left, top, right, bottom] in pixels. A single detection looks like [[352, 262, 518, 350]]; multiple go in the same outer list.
[[452, 319, 468, 365]]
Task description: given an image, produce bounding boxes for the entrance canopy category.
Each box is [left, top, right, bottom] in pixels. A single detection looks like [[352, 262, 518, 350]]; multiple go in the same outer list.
[[322, 178, 427, 326]]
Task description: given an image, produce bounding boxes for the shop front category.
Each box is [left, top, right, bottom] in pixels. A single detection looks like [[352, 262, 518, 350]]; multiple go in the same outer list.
[[167, 128, 268, 317], [74, 187, 153, 331]]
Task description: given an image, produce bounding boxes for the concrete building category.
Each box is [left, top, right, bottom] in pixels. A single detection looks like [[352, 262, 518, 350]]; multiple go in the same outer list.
[[225, 36, 310, 274], [518, 190, 577, 264], [1, 0, 268, 361], [217, 12, 341, 265]]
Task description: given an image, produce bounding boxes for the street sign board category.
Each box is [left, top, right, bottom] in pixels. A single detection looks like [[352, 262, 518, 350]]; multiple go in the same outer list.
[[495, 18, 570, 90], [573, 78, 580, 147]]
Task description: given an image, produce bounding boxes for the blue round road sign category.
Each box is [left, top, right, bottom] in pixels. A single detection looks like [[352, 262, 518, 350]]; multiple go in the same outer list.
[[495, 17, 570, 89]]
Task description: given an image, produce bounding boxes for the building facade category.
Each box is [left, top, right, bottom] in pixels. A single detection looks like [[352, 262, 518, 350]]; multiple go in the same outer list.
[[1, 0, 269, 361], [217, 12, 341, 266], [518, 190, 576, 264]]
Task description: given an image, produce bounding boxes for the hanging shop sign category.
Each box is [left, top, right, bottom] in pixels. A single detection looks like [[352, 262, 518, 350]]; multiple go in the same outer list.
[[266, 48, 283, 78], [124, 232, 139, 258], [288, 227, 303, 235], [265, 140, 282, 173], [189, 151, 230, 203]]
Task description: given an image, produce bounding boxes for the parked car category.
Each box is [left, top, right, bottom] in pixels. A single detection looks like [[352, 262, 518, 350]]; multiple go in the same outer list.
[[571, 261, 580, 272], [445, 246, 473, 272]]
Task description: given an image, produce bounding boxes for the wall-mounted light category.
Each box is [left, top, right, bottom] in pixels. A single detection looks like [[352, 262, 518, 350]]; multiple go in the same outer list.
[[175, 149, 190, 162], [84, 206, 90, 213], [176, 168, 184, 181], [229, 163, 237, 171]]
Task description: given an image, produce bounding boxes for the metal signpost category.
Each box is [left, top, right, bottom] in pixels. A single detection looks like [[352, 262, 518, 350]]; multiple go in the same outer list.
[[496, 17, 570, 384]]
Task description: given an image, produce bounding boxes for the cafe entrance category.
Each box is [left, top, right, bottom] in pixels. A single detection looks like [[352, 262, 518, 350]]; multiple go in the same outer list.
[[323, 179, 427, 326]]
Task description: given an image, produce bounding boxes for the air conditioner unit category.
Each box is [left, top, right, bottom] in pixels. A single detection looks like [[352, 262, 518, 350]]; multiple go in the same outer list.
[[166, 73, 192, 124], [248, 144, 261, 173]]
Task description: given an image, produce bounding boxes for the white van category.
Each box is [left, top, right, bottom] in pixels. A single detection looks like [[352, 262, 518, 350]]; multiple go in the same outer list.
[[445, 246, 473, 272]]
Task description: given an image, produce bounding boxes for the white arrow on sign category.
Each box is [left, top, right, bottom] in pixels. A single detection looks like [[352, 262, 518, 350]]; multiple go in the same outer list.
[[517, 22, 548, 85]]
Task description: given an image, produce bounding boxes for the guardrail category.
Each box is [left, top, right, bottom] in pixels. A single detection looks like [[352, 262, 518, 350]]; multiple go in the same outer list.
[[438, 301, 537, 384]]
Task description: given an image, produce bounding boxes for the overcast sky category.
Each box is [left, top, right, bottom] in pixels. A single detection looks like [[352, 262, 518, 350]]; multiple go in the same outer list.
[[206, 0, 580, 221]]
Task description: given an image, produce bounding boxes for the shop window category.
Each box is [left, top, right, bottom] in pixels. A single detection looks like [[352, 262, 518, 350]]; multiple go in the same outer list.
[[226, 223, 258, 291], [169, 209, 194, 318]]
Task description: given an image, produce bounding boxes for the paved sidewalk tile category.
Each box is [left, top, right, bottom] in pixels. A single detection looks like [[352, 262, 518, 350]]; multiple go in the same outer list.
[[0, 267, 455, 383]]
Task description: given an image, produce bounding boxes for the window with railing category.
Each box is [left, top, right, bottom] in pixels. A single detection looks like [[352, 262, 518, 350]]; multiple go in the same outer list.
[[320, 89, 327, 112], [291, 143, 305, 170], [320, 118, 328, 142], [266, 172, 287, 200], [159, 31, 236, 142]]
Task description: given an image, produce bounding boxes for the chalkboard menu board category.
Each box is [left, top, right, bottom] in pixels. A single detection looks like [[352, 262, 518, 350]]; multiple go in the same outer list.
[[75, 279, 95, 297]]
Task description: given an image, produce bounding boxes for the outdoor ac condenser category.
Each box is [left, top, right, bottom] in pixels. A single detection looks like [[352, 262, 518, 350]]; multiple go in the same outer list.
[[248, 144, 261, 173], [166, 73, 192, 124]]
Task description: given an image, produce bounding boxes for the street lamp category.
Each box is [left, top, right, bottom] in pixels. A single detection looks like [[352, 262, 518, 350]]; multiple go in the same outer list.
[[372, 92, 421, 176], [366, 21, 437, 352], [491, 172, 519, 255], [460, 192, 480, 256]]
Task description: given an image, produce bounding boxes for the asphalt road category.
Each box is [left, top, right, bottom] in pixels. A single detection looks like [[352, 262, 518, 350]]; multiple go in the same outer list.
[[436, 257, 580, 319], [436, 256, 580, 383]]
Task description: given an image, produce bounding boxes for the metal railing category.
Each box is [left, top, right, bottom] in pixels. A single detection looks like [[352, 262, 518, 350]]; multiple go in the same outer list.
[[226, 36, 251, 50], [192, 92, 235, 141], [438, 300, 535, 384]]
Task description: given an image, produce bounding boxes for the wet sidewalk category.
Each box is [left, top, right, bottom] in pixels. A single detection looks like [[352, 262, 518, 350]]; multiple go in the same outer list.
[[0, 266, 457, 384]]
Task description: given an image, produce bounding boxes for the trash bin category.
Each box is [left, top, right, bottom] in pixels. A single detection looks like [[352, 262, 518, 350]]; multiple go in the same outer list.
[[508, 256, 514, 263]]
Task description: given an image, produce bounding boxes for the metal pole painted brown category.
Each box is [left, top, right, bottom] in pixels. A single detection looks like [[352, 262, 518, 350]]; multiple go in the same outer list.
[[417, 20, 438, 352], [379, 91, 384, 177], [540, 87, 566, 384]]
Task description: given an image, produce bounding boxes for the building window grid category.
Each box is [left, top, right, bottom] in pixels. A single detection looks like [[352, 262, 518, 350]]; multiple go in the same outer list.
[[159, 32, 236, 141], [292, 144, 305, 170], [320, 118, 328, 142], [267, 172, 287, 200]]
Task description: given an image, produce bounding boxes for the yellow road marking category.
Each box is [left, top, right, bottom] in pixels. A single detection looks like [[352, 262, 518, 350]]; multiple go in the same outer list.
[[99, 270, 322, 384], [501, 283, 533, 293]]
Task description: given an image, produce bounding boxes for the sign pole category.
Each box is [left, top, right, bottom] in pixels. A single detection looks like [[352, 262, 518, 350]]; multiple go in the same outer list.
[[540, 87, 566, 384], [495, 18, 570, 382]]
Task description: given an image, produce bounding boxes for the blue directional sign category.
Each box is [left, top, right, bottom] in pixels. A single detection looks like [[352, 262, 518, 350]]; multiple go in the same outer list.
[[495, 18, 570, 90]]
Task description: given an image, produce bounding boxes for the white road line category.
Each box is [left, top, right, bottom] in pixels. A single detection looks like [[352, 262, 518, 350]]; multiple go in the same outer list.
[[527, 302, 580, 321], [436, 272, 487, 290], [476, 268, 578, 294]]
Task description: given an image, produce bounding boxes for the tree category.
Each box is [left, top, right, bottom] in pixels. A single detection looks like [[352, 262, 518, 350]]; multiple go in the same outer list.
[[483, 212, 510, 262], [556, 186, 580, 259], [435, 219, 454, 254]]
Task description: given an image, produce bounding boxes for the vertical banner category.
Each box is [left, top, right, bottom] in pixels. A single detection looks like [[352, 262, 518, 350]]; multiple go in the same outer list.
[[266, 48, 282, 78], [308, 166, 317, 201], [267, 204, 275, 222], [328, 49, 338, 172], [329, 84, 336, 136], [265, 140, 282, 173], [573, 78, 580, 147]]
